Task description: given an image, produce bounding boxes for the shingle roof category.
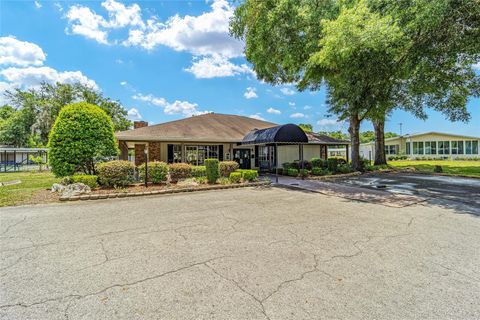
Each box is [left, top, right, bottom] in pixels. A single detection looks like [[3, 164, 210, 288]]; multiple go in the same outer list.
[[115, 113, 277, 142], [305, 132, 349, 145]]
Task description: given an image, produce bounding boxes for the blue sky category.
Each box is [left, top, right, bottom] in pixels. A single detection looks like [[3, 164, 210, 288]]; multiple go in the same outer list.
[[0, 0, 479, 136]]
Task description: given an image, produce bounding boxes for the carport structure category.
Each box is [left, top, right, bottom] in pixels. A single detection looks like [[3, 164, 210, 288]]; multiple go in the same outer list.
[[241, 124, 349, 182]]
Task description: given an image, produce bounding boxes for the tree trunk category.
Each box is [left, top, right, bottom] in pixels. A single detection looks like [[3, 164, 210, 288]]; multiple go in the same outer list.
[[373, 116, 387, 165], [349, 112, 361, 171]]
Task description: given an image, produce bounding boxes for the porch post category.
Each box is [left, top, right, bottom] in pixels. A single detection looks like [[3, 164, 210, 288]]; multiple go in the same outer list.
[[300, 144, 304, 180], [346, 144, 349, 163], [275, 143, 278, 183]]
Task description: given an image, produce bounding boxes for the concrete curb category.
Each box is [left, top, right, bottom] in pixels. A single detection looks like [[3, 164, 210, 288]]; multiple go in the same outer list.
[[59, 181, 271, 202], [306, 171, 362, 180]]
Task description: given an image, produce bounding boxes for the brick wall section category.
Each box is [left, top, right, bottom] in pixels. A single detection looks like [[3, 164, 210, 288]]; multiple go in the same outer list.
[[149, 142, 161, 162], [134, 121, 148, 129], [118, 141, 129, 160], [135, 144, 146, 166]]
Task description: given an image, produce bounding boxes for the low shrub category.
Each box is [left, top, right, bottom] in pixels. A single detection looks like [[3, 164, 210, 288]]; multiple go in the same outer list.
[[97, 160, 135, 187], [191, 166, 206, 177], [337, 164, 354, 174], [287, 168, 299, 177], [283, 162, 299, 170], [168, 163, 192, 182], [434, 165, 443, 173], [336, 158, 347, 165], [239, 169, 258, 182], [138, 161, 169, 184], [71, 174, 99, 189], [194, 176, 208, 184], [296, 160, 312, 171], [219, 161, 239, 177], [327, 158, 339, 172], [218, 177, 231, 185], [229, 171, 242, 183], [299, 169, 309, 177], [311, 158, 324, 168], [204, 158, 219, 184], [311, 167, 329, 176], [360, 158, 370, 171]]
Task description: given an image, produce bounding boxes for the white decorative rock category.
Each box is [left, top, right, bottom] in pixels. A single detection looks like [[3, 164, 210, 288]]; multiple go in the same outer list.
[[61, 183, 91, 197]]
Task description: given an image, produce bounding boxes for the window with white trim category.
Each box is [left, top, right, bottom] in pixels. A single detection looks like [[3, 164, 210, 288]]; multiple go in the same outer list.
[[466, 141, 479, 155], [438, 141, 450, 155], [451, 141, 464, 155], [424, 141, 437, 155]]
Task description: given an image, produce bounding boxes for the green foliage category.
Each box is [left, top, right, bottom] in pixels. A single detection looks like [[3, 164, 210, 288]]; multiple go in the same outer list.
[[219, 161, 240, 177], [327, 158, 339, 173], [29, 154, 45, 171], [218, 177, 231, 185], [298, 123, 313, 132], [48, 102, 118, 176], [168, 163, 192, 182], [70, 175, 99, 189], [236, 169, 258, 182], [299, 169, 309, 177], [138, 161, 169, 184], [337, 164, 354, 174], [191, 166, 206, 177], [388, 155, 408, 161], [311, 158, 324, 168], [287, 168, 299, 177], [434, 165, 443, 173], [204, 158, 219, 184], [0, 108, 34, 147], [318, 130, 349, 141], [311, 167, 329, 176], [296, 160, 312, 171], [229, 171, 242, 183], [97, 160, 135, 187], [359, 131, 398, 143], [282, 162, 298, 170], [194, 176, 208, 184], [3, 82, 131, 147]]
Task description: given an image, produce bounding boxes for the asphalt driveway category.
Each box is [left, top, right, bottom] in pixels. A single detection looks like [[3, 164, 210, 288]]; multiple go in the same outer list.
[[1, 186, 479, 319], [332, 172, 480, 214]]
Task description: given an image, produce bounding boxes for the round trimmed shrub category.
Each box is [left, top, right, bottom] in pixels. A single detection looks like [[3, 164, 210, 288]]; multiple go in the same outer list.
[[239, 169, 258, 182], [48, 102, 118, 177], [311, 167, 328, 176], [169, 163, 192, 182], [229, 171, 242, 183], [204, 158, 219, 184], [138, 161, 169, 184], [287, 168, 299, 177], [219, 161, 239, 177], [327, 158, 339, 172], [311, 158, 325, 168], [70, 174, 99, 189], [97, 160, 135, 187]]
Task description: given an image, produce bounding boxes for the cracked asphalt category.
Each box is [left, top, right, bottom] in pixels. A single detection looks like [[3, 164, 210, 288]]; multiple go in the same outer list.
[[1, 186, 479, 319]]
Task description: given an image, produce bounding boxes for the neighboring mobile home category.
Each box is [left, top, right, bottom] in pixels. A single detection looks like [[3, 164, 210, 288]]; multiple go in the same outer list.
[[115, 113, 349, 170], [359, 132, 480, 160]]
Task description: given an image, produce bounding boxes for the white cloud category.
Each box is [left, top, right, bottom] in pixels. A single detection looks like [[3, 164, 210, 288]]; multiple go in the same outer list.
[[133, 92, 209, 117], [185, 55, 253, 79], [123, 0, 243, 58], [280, 87, 295, 96], [127, 107, 142, 120], [0, 36, 46, 67], [34, 1, 42, 9], [0, 66, 98, 90], [133, 93, 167, 106], [290, 113, 305, 118], [249, 113, 265, 121], [101, 0, 144, 29], [304, 105, 312, 110], [316, 118, 339, 126], [288, 102, 295, 106], [267, 107, 281, 115], [244, 87, 258, 99], [54, 2, 63, 12], [120, 81, 127, 86], [65, 5, 109, 44]]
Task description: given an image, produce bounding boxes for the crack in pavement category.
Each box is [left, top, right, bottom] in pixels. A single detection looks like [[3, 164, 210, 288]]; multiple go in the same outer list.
[[0, 255, 229, 311], [1, 216, 27, 236], [204, 263, 271, 320]]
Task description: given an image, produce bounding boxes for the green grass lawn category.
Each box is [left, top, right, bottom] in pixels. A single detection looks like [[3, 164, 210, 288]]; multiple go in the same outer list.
[[0, 171, 60, 207], [389, 160, 480, 177]]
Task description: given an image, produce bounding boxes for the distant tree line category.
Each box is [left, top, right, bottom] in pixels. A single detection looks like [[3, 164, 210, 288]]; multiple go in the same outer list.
[[0, 82, 131, 147]]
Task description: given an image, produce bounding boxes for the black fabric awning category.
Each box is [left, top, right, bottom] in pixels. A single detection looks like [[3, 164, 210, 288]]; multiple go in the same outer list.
[[241, 124, 309, 145]]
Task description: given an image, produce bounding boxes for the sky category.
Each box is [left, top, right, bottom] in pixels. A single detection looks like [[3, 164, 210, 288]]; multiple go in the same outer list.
[[0, 0, 479, 136]]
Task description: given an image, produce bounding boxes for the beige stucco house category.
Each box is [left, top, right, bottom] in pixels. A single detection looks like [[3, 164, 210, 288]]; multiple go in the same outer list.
[[359, 132, 480, 160], [115, 113, 349, 170]]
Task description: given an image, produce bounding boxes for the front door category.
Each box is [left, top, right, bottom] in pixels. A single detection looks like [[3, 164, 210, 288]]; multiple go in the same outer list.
[[233, 149, 251, 169]]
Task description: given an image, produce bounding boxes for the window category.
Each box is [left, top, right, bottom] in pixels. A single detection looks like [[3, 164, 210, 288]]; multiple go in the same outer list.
[[258, 146, 275, 168], [384, 145, 398, 155], [424, 141, 437, 155], [438, 141, 450, 155], [185, 145, 219, 165], [413, 142, 424, 155], [173, 145, 182, 163], [406, 142, 411, 154], [451, 141, 464, 155], [466, 141, 479, 155]]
